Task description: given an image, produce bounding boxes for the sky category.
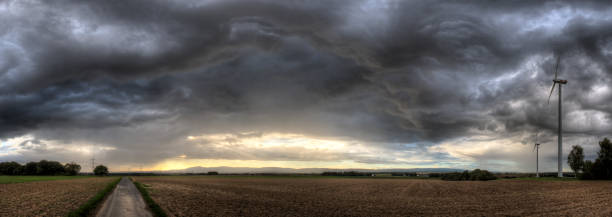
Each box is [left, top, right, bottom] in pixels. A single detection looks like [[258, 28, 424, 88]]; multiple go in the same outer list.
[[1, 0, 612, 172]]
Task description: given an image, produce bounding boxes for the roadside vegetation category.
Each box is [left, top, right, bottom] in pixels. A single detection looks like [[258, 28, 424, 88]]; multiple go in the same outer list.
[[67, 177, 121, 217], [568, 138, 612, 180], [132, 177, 168, 217], [0, 160, 81, 176]]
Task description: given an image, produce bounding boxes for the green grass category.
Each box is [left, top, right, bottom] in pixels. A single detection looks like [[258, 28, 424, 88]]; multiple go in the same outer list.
[[507, 177, 579, 181], [0, 176, 94, 184], [132, 178, 168, 217], [66, 177, 121, 217]]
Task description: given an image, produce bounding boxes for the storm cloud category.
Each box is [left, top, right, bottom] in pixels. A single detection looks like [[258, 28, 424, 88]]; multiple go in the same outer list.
[[1, 0, 612, 172]]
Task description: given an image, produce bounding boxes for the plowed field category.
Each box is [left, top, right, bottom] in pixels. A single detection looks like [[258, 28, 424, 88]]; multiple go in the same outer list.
[[0, 177, 116, 216], [135, 176, 612, 217]]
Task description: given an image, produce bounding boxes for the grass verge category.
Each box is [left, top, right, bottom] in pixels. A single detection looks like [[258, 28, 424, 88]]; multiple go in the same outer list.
[[0, 176, 94, 184], [132, 178, 168, 217], [66, 177, 121, 217]]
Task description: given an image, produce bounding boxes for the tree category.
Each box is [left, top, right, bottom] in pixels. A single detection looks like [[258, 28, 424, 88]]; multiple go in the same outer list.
[[578, 138, 612, 180], [596, 138, 612, 179], [0, 162, 22, 175], [581, 160, 595, 180], [94, 165, 109, 176], [37, 160, 65, 175], [469, 169, 497, 181], [441, 169, 497, 181], [568, 145, 585, 174], [13, 165, 24, 175], [24, 162, 39, 175], [64, 162, 81, 176]]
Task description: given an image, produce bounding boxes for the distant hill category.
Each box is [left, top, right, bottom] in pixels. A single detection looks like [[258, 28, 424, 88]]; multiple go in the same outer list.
[[162, 166, 464, 174]]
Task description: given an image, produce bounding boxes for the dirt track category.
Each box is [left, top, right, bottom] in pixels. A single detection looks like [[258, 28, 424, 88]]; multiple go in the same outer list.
[[0, 177, 115, 216], [135, 177, 612, 217]]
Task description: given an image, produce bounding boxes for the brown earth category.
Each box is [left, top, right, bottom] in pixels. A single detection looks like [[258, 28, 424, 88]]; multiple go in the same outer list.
[[0, 177, 116, 217], [135, 176, 612, 217]]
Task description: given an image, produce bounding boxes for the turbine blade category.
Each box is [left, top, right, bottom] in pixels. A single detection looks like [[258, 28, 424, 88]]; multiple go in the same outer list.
[[533, 144, 537, 152], [548, 82, 556, 104], [554, 55, 560, 80]]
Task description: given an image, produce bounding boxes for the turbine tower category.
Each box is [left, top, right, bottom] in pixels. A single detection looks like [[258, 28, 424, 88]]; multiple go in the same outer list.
[[547, 56, 567, 178], [91, 157, 95, 172], [533, 132, 540, 178]]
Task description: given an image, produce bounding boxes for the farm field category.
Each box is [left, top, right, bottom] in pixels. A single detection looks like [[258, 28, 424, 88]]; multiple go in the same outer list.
[[135, 176, 612, 216], [0, 175, 94, 184], [0, 177, 116, 216]]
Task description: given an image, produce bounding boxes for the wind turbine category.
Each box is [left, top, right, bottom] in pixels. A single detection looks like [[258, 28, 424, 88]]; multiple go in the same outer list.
[[547, 55, 567, 178], [533, 132, 540, 178]]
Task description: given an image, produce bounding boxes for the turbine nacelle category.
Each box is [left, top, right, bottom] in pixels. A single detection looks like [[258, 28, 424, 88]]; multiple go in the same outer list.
[[533, 143, 540, 152], [547, 56, 565, 104]]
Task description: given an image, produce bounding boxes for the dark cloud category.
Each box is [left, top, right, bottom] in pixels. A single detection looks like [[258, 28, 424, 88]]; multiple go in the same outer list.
[[1, 0, 612, 171]]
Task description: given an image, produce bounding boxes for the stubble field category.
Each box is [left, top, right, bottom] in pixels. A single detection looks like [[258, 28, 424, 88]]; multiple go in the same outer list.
[[0, 177, 116, 216], [135, 176, 612, 216]]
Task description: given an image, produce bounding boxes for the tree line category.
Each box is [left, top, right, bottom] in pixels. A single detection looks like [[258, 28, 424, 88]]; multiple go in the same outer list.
[[0, 160, 81, 176], [321, 171, 419, 176], [568, 137, 612, 180], [440, 169, 497, 181]]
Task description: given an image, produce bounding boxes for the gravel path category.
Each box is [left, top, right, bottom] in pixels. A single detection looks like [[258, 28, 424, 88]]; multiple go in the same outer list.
[[96, 177, 152, 217]]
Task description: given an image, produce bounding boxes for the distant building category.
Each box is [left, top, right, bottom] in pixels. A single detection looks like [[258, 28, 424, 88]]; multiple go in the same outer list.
[[416, 172, 429, 177], [372, 173, 392, 177]]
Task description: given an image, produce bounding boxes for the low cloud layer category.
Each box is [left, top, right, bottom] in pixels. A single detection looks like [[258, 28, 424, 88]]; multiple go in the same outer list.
[[1, 0, 612, 172]]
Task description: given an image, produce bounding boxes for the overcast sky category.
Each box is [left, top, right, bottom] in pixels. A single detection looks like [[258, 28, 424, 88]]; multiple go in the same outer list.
[[1, 0, 612, 172]]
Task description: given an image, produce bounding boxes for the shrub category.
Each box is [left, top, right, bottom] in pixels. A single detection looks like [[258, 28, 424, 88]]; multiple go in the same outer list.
[[207, 171, 219, 175]]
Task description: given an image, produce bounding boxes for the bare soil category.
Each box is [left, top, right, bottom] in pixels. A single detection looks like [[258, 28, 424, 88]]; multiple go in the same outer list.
[[0, 177, 116, 217], [135, 176, 612, 217]]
